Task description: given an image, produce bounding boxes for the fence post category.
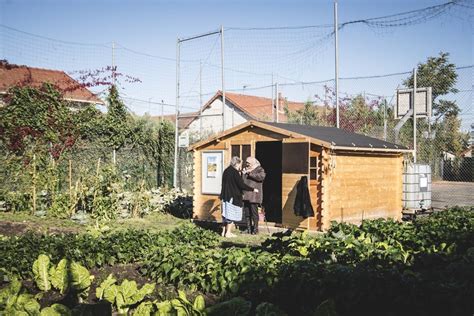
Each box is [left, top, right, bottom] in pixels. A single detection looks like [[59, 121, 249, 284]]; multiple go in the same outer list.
[[31, 154, 36, 215], [69, 159, 72, 205]]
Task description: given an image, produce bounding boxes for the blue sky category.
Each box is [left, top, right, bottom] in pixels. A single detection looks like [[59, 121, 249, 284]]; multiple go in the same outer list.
[[0, 0, 472, 129]]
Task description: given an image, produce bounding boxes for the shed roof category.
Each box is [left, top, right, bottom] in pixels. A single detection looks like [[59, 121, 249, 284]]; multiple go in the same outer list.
[[265, 122, 408, 150], [189, 120, 411, 153]]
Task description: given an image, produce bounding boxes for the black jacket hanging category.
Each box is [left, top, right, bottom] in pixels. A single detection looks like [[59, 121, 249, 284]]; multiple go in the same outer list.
[[293, 176, 314, 218]]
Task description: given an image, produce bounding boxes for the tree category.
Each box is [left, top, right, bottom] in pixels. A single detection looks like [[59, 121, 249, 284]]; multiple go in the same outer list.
[[285, 101, 322, 125], [104, 85, 131, 151], [402, 52, 468, 166], [404, 52, 459, 122]]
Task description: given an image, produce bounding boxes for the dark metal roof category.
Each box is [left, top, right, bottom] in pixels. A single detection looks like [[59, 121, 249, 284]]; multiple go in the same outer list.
[[264, 122, 408, 150]]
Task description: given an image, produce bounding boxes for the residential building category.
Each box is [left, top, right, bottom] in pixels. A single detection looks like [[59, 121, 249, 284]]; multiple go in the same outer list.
[[0, 61, 104, 107]]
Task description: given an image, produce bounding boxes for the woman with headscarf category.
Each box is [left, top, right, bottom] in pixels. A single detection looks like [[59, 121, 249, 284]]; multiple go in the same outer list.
[[220, 156, 258, 238], [242, 157, 266, 234]]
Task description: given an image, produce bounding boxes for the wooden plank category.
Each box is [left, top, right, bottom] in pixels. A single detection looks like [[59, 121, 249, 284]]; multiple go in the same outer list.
[[326, 153, 403, 226]]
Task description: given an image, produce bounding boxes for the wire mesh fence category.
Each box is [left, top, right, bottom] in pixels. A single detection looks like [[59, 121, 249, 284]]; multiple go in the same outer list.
[[1, 1, 473, 208]]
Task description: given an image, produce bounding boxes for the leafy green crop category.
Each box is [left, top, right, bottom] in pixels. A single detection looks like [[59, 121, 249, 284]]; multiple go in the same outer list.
[[33, 254, 52, 291], [96, 274, 155, 315], [0, 224, 219, 277]]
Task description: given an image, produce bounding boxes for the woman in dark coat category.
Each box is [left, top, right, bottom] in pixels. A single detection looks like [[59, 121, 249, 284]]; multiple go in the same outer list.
[[220, 156, 257, 237], [242, 157, 266, 234]]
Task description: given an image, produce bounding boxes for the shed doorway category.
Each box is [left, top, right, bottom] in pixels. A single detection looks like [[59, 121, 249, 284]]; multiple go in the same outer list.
[[256, 141, 282, 223]]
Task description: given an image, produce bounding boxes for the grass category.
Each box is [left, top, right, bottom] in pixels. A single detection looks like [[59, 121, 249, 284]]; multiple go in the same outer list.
[[0, 211, 267, 246], [0, 212, 187, 235]]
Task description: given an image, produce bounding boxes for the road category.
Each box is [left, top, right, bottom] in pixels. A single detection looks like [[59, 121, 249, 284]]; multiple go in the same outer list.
[[432, 181, 474, 209]]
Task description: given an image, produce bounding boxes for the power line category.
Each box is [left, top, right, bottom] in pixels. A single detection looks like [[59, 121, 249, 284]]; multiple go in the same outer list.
[[0, 24, 111, 47]]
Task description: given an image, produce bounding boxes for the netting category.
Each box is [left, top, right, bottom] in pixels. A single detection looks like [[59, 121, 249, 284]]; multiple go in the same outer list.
[[1, 0, 473, 203]]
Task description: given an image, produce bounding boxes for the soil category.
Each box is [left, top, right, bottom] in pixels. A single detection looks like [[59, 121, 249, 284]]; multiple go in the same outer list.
[[0, 220, 80, 236]]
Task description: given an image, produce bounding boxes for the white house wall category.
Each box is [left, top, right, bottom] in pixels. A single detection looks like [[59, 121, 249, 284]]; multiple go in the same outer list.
[[187, 98, 249, 134]]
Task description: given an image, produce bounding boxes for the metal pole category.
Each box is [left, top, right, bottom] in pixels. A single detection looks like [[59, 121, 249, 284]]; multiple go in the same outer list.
[[173, 38, 180, 188], [199, 60, 203, 138], [271, 73, 275, 122], [413, 68, 417, 163], [221, 25, 226, 131], [334, 0, 340, 128], [276, 82, 279, 123], [383, 98, 387, 141], [112, 41, 116, 86]]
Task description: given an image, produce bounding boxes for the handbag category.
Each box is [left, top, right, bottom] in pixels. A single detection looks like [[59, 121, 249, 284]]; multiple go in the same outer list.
[[221, 198, 243, 222]]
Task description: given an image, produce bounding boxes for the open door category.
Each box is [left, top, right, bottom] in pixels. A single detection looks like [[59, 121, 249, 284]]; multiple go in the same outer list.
[[256, 141, 282, 223], [281, 139, 311, 229]]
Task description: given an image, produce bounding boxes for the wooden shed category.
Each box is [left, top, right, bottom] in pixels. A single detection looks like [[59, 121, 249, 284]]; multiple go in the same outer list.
[[189, 121, 411, 231]]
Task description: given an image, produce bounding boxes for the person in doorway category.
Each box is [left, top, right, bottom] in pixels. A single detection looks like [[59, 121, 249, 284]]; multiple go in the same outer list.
[[220, 156, 258, 238], [242, 157, 266, 235]]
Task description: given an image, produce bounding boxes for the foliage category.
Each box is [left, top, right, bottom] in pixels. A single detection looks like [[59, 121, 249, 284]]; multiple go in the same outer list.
[[49, 259, 68, 295], [285, 101, 323, 126], [97, 274, 155, 315], [0, 275, 41, 315], [205, 297, 251, 316], [402, 52, 469, 161], [32, 254, 52, 291], [39, 304, 71, 316], [69, 261, 94, 300], [0, 83, 78, 159], [103, 85, 131, 151], [0, 224, 219, 276], [0, 83, 176, 212], [1, 209, 473, 315], [130, 291, 206, 316], [141, 245, 282, 295], [255, 302, 287, 316]]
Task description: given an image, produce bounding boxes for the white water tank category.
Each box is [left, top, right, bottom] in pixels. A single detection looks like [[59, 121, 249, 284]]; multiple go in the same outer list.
[[403, 164, 432, 209]]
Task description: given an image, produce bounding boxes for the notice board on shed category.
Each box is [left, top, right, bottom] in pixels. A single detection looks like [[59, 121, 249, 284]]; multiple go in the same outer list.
[[201, 151, 224, 195]]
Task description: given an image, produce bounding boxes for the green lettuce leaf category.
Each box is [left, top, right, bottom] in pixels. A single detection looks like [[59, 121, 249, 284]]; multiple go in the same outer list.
[[33, 255, 51, 291], [40, 303, 72, 316], [49, 259, 69, 294]]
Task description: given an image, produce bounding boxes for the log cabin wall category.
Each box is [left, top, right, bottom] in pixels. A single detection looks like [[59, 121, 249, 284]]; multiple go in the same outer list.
[[323, 152, 404, 229], [192, 126, 286, 221]]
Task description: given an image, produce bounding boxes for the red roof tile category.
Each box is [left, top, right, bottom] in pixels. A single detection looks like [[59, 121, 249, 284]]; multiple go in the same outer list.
[[149, 112, 198, 130], [0, 62, 104, 104]]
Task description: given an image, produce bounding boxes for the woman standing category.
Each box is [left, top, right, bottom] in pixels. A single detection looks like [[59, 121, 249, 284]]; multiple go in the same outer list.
[[220, 156, 258, 238], [242, 157, 266, 235]]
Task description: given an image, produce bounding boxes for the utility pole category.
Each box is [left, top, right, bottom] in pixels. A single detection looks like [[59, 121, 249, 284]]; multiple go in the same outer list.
[[112, 41, 116, 165], [199, 61, 203, 138], [220, 25, 226, 132], [334, 0, 340, 128], [173, 38, 180, 188], [413, 68, 417, 163], [112, 41, 116, 86]]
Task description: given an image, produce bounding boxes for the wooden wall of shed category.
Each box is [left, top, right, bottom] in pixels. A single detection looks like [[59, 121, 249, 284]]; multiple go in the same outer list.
[[192, 126, 287, 221], [322, 152, 403, 230], [281, 143, 321, 231]]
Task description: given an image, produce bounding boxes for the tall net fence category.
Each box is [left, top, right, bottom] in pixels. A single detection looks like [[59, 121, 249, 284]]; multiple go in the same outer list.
[[176, 0, 473, 205], [1, 0, 473, 206]]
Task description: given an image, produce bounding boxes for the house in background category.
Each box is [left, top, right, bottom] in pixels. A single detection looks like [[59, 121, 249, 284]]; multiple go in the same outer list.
[[149, 113, 198, 130], [0, 61, 104, 107], [183, 90, 324, 135]]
